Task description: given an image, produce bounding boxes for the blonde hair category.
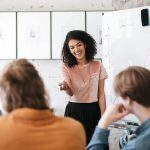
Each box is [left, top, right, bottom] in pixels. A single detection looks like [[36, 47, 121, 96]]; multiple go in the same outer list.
[[114, 66, 150, 107]]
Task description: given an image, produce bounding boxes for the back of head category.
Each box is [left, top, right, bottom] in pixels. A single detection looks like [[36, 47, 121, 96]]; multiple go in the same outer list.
[[0, 59, 49, 113], [114, 66, 150, 107]]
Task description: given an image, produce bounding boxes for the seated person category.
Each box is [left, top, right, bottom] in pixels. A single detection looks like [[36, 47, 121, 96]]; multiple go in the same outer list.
[[0, 59, 86, 150], [87, 66, 150, 150]]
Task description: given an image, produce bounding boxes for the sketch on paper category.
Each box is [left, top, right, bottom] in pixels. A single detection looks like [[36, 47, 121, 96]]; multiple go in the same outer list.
[[17, 12, 50, 59], [26, 26, 40, 45]]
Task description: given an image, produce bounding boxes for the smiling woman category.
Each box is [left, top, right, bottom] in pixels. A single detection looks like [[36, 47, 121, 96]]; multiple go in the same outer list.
[[58, 30, 108, 145]]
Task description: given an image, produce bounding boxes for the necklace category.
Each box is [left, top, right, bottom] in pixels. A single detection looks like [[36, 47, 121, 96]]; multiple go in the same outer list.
[[77, 63, 91, 84]]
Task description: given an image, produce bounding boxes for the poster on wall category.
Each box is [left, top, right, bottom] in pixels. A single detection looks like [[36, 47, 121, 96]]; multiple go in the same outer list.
[[17, 12, 51, 59], [52, 12, 85, 59], [0, 12, 16, 59]]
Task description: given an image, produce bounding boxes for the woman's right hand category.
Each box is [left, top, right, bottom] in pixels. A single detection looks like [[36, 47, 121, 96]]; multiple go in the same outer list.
[[58, 81, 70, 91], [58, 81, 73, 96]]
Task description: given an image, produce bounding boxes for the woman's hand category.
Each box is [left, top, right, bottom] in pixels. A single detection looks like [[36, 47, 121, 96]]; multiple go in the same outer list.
[[58, 81, 73, 96], [58, 81, 70, 91], [98, 103, 129, 129]]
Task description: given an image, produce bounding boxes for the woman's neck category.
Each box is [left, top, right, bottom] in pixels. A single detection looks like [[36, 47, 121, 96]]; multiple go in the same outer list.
[[77, 59, 88, 65]]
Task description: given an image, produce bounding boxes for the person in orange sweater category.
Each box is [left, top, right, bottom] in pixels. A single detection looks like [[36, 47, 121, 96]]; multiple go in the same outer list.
[[0, 59, 86, 150]]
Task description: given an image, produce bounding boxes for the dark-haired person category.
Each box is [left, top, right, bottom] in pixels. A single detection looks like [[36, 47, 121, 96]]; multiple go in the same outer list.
[[59, 30, 108, 144], [87, 66, 150, 150], [0, 59, 86, 150]]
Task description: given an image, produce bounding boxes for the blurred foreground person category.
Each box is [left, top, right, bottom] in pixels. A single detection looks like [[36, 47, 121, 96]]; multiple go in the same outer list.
[[0, 59, 86, 150]]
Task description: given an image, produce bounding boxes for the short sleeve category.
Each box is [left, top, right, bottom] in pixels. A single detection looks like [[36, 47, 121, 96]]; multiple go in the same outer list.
[[99, 62, 108, 80]]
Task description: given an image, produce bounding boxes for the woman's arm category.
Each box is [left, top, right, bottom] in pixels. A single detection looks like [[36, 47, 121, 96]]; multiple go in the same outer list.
[[59, 64, 74, 96], [98, 79, 106, 116]]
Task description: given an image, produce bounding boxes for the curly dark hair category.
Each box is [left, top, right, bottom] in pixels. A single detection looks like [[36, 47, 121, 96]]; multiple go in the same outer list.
[[61, 30, 97, 67]]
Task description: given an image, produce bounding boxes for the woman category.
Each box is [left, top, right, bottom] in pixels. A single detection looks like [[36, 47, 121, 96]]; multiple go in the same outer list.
[[59, 30, 108, 144]]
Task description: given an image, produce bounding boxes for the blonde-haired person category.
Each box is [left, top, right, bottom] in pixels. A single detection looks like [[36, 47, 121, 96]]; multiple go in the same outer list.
[[0, 59, 86, 150], [87, 66, 150, 150]]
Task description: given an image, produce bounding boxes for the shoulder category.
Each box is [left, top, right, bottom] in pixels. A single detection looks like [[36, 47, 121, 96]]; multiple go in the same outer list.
[[90, 60, 101, 67], [61, 63, 77, 73], [57, 115, 84, 129], [58, 116, 86, 145], [61, 63, 73, 70], [61, 63, 70, 72], [90, 60, 102, 72], [55, 115, 85, 134], [91, 60, 107, 71], [123, 135, 150, 150], [54, 115, 86, 142], [61, 63, 68, 68], [64, 117, 86, 141]]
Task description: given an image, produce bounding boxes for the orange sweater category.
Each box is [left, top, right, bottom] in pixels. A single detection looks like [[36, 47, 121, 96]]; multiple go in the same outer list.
[[0, 108, 86, 150]]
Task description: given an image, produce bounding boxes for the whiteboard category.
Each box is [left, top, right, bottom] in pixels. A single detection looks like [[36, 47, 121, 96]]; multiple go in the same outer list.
[[86, 11, 103, 59], [17, 12, 51, 59], [52, 12, 85, 59], [0, 12, 16, 59], [102, 6, 150, 122]]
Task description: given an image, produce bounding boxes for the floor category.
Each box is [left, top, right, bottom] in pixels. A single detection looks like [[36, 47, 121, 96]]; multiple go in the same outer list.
[[109, 128, 124, 150]]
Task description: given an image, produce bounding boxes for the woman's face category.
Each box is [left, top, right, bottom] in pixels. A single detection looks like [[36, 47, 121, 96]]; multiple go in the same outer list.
[[68, 39, 86, 63]]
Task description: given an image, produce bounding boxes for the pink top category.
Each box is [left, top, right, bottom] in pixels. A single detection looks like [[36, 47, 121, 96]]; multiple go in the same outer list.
[[61, 60, 108, 103]]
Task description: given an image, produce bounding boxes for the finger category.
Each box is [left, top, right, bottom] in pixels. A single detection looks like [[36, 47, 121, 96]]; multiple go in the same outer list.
[[58, 84, 64, 90]]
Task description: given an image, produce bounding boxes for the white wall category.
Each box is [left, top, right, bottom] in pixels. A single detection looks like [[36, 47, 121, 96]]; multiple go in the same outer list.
[[0, 0, 114, 11], [0, 0, 150, 11], [0, 0, 150, 116]]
